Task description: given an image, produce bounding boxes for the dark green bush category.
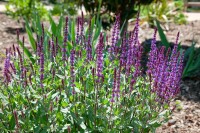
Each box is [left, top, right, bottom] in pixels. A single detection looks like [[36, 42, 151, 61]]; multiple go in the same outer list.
[[73, 0, 155, 29]]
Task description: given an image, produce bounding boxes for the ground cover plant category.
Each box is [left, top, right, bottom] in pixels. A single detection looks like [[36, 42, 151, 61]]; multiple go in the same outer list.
[[0, 13, 184, 132]]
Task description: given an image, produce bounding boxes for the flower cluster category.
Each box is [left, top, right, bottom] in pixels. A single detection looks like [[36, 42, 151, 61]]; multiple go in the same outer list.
[[147, 31, 184, 102], [96, 33, 104, 83], [62, 17, 68, 66]]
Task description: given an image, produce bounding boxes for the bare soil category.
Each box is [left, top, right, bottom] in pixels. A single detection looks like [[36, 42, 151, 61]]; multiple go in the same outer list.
[[0, 13, 199, 133]]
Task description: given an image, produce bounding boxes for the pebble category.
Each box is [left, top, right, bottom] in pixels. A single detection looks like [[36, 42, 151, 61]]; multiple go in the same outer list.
[[168, 119, 177, 126]]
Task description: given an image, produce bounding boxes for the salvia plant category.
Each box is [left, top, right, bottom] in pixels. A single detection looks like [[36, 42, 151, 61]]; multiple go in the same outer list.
[[0, 13, 184, 132]]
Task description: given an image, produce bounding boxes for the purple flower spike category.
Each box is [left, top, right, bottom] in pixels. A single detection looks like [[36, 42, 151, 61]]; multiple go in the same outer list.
[[10, 62, 16, 74], [146, 31, 184, 103], [70, 49, 76, 91], [40, 37, 44, 88], [80, 11, 84, 42], [147, 28, 158, 76], [3, 53, 11, 84], [51, 37, 56, 59], [76, 17, 80, 44], [96, 33, 104, 83], [86, 19, 93, 61], [62, 17, 68, 66], [120, 32, 128, 66], [109, 14, 120, 60]]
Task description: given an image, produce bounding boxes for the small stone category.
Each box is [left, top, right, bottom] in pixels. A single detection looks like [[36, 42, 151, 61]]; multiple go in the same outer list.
[[168, 119, 177, 126]]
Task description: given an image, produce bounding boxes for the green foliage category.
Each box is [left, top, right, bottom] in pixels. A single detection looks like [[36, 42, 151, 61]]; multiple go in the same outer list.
[[50, 0, 78, 16], [6, 0, 48, 21], [183, 42, 200, 78], [156, 20, 200, 78], [140, 0, 187, 25], [0, 15, 174, 132]]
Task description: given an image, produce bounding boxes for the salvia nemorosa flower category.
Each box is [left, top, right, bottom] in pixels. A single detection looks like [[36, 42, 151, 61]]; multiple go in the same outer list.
[[96, 33, 104, 83], [40, 37, 44, 88], [70, 49, 76, 93], [62, 17, 68, 66], [109, 14, 120, 60], [147, 28, 158, 76], [76, 17, 80, 44], [120, 32, 128, 66], [147, 32, 184, 102], [51, 36, 56, 60], [80, 12, 84, 43], [86, 19, 93, 61], [12, 44, 16, 57], [126, 13, 140, 76], [13, 110, 20, 129], [16, 47, 24, 79], [3, 52, 11, 83], [10, 62, 16, 74]]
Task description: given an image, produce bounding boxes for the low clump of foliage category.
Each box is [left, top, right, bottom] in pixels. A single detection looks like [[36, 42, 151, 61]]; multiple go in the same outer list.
[[6, 0, 48, 21], [140, 0, 187, 25], [0, 13, 184, 132], [50, 0, 78, 16]]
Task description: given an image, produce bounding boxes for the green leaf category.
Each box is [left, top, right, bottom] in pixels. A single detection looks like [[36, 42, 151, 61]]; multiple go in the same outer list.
[[183, 41, 195, 77], [18, 41, 35, 64], [71, 19, 75, 42], [9, 115, 15, 130], [32, 11, 42, 36], [67, 41, 73, 56], [57, 15, 63, 43], [26, 25, 36, 51], [49, 15, 57, 35], [156, 20, 170, 49]]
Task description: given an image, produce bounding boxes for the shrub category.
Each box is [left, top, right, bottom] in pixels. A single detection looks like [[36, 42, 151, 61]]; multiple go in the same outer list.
[[140, 0, 187, 26], [6, 0, 48, 22], [75, 0, 155, 29], [0, 14, 184, 132]]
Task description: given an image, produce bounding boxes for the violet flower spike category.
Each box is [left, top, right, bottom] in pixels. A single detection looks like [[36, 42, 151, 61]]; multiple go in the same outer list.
[[3, 53, 11, 84], [62, 17, 68, 66], [96, 33, 104, 83], [40, 37, 44, 88], [70, 49, 76, 94], [86, 19, 93, 61], [109, 14, 120, 59]]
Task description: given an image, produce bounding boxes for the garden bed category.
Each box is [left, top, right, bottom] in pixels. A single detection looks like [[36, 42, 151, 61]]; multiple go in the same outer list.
[[0, 13, 199, 132]]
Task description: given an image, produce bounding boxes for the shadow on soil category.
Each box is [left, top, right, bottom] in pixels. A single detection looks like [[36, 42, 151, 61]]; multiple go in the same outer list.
[[5, 27, 25, 34]]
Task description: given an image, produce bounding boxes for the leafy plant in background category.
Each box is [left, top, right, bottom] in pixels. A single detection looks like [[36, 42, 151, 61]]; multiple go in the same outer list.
[[156, 20, 200, 78], [50, 0, 78, 16], [0, 14, 184, 132], [6, 0, 48, 22], [72, 0, 155, 29], [140, 0, 187, 26]]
